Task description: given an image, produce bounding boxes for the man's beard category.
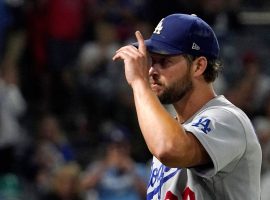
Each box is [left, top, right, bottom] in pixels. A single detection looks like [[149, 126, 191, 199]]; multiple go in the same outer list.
[[158, 72, 193, 105]]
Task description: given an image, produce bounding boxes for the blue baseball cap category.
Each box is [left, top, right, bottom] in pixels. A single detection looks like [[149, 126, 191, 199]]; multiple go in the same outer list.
[[136, 13, 220, 59]]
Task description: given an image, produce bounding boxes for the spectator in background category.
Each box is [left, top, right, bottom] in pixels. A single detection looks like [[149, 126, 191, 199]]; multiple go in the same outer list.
[[77, 21, 121, 122], [253, 94, 270, 174], [24, 0, 48, 76], [41, 163, 82, 200], [0, 0, 12, 60], [92, 0, 139, 42], [240, 51, 270, 111], [0, 65, 27, 200], [46, 0, 88, 115], [0, 169, 23, 200], [195, 0, 242, 39], [32, 114, 75, 196], [46, 0, 88, 72], [23, 0, 89, 116], [22, 0, 50, 114], [258, 95, 270, 200], [226, 51, 270, 119], [80, 121, 149, 200], [0, 65, 27, 152]]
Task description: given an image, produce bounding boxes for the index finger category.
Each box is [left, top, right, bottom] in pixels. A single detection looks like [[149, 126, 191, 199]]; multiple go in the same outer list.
[[135, 31, 146, 55]]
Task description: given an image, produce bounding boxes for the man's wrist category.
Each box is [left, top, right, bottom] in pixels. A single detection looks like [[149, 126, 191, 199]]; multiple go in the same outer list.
[[131, 78, 150, 91]]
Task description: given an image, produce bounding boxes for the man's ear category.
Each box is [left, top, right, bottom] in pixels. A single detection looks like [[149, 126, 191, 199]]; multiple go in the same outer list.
[[192, 56, 207, 77]]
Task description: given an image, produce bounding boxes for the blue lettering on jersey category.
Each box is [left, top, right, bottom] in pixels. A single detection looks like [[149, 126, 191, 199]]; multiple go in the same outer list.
[[192, 117, 212, 134], [147, 163, 181, 200]]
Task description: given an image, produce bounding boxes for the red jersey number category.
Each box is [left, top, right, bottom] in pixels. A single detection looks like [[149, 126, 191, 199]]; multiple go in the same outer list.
[[164, 191, 178, 200], [182, 187, 195, 200]]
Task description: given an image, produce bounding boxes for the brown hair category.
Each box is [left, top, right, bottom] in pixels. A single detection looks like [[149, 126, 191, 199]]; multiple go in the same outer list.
[[183, 54, 222, 83]]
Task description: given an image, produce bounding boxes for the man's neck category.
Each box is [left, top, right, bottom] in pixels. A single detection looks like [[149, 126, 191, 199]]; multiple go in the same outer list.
[[174, 84, 216, 124]]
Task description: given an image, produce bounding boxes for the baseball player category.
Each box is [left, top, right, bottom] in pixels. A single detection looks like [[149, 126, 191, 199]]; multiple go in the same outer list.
[[112, 13, 262, 200]]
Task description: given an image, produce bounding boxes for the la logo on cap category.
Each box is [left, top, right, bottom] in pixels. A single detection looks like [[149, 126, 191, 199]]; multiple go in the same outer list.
[[153, 18, 164, 34]]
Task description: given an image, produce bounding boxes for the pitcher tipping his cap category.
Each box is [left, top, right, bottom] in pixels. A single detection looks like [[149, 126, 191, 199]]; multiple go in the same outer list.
[[113, 13, 261, 200]]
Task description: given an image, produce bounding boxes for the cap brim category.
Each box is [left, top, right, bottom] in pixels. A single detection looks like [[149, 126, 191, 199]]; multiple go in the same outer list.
[[132, 39, 184, 55]]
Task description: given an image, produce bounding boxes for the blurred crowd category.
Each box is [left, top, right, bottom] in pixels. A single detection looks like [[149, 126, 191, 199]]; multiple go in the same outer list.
[[0, 0, 270, 200]]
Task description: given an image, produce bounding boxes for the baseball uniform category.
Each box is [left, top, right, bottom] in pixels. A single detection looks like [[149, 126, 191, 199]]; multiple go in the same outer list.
[[147, 95, 262, 200]]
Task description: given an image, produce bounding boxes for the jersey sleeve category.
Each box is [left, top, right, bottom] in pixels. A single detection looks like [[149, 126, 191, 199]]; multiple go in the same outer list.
[[183, 107, 247, 178]]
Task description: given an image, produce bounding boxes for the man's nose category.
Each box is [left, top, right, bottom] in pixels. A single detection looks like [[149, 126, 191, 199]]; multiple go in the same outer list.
[[149, 63, 160, 76]]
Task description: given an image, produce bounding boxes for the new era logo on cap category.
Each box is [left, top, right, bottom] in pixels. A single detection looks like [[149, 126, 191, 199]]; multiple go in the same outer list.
[[192, 43, 200, 50], [141, 13, 220, 59]]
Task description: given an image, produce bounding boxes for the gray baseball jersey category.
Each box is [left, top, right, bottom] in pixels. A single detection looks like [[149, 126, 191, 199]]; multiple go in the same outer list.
[[147, 95, 262, 200]]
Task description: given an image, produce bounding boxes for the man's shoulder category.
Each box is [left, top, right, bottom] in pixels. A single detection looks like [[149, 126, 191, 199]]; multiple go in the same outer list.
[[205, 95, 234, 109], [186, 95, 254, 136], [201, 95, 249, 120]]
